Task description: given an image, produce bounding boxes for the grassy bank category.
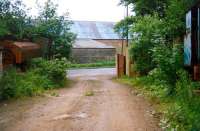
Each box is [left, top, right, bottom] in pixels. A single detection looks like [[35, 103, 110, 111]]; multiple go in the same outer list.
[[68, 60, 115, 69], [117, 76, 200, 131]]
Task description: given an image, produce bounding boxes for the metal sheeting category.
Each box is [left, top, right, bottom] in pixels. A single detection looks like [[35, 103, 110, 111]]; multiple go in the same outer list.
[[71, 21, 120, 39], [73, 39, 114, 48]]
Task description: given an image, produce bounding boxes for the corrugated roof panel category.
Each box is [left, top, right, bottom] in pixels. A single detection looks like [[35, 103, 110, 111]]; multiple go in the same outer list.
[[71, 21, 120, 39]]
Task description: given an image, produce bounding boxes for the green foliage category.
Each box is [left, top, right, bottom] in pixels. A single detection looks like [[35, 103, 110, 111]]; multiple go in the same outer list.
[[117, 0, 200, 130], [120, 0, 168, 17], [0, 68, 52, 100], [31, 58, 68, 87], [0, 0, 31, 40], [0, 69, 18, 100], [129, 15, 164, 75], [0, 58, 68, 100], [114, 16, 135, 39], [53, 33, 75, 59], [149, 44, 183, 95], [0, 0, 75, 59], [163, 0, 195, 42], [34, 0, 76, 59], [160, 70, 200, 131], [118, 72, 200, 130]]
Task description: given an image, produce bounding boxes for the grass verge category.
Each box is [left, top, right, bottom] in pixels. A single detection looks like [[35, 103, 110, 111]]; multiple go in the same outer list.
[[68, 60, 115, 69], [116, 76, 200, 131]]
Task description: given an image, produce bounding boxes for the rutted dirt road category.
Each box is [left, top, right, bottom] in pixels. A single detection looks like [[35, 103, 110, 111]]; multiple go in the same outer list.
[[0, 68, 161, 131]]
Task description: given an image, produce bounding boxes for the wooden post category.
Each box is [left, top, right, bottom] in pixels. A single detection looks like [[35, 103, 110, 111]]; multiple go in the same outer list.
[[116, 54, 126, 78]]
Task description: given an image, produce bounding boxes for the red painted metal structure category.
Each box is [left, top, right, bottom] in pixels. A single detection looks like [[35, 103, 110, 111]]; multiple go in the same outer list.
[[0, 41, 41, 70]]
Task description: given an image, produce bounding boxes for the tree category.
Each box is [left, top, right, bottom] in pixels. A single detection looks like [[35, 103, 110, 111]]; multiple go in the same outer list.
[[114, 16, 135, 39], [116, 0, 198, 75], [120, 0, 168, 17], [0, 0, 31, 40], [163, 0, 196, 42], [35, 0, 76, 59], [129, 15, 165, 75]]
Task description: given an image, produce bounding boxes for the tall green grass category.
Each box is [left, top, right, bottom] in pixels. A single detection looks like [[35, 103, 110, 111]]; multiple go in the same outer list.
[[117, 72, 200, 131], [0, 58, 68, 100]]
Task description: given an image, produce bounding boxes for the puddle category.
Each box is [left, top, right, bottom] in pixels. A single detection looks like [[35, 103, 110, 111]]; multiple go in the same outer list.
[[53, 113, 88, 121]]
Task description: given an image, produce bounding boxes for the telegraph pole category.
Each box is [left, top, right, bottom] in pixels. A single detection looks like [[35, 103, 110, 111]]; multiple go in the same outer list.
[[126, 4, 129, 47]]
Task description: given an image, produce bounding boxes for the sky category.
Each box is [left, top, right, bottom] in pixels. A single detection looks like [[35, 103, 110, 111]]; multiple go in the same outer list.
[[23, 0, 127, 22]]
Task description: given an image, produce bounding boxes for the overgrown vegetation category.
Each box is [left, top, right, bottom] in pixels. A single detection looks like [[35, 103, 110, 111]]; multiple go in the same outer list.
[[0, 0, 75, 100], [0, 58, 68, 100], [116, 0, 200, 130], [33, 0, 76, 59], [118, 72, 200, 131]]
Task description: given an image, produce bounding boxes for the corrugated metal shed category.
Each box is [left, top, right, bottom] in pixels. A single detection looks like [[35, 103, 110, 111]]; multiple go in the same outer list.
[[71, 21, 120, 39], [2, 41, 41, 64]]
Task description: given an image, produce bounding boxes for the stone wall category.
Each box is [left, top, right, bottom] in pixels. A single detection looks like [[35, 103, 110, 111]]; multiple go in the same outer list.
[[71, 48, 116, 63]]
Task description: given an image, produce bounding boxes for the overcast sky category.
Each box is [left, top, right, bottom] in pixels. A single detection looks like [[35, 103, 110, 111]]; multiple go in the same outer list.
[[23, 0, 127, 22]]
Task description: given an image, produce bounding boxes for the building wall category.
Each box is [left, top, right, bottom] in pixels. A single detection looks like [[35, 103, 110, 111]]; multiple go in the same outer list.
[[71, 48, 116, 63], [94, 39, 127, 54]]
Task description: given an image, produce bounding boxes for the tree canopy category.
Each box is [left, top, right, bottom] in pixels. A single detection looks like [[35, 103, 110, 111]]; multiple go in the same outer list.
[[34, 0, 76, 59], [0, 0, 31, 40], [0, 0, 76, 59]]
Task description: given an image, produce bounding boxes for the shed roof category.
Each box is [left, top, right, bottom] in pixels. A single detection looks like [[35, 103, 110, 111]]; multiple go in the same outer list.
[[71, 21, 120, 40], [2, 41, 42, 63], [11, 42, 41, 50], [73, 39, 114, 48]]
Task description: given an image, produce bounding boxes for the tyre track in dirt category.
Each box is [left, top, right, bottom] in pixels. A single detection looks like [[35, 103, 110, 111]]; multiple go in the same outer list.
[[0, 68, 161, 131]]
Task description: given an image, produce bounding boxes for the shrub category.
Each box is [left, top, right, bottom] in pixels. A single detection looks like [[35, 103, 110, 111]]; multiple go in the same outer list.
[[31, 58, 68, 87], [0, 69, 19, 100], [0, 68, 55, 100], [0, 58, 68, 100], [129, 15, 165, 75], [149, 44, 183, 95]]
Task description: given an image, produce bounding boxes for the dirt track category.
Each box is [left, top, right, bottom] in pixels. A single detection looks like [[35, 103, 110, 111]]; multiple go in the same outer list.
[[0, 68, 161, 131]]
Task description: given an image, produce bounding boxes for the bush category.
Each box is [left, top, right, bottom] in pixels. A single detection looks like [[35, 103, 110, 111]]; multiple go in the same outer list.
[[148, 44, 183, 95], [31, 58, 69, 87], [0, 69, 18, 100], [0, 68, 53, 100], [0, 58, 68, 100], [129, 15, 164, 75]]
